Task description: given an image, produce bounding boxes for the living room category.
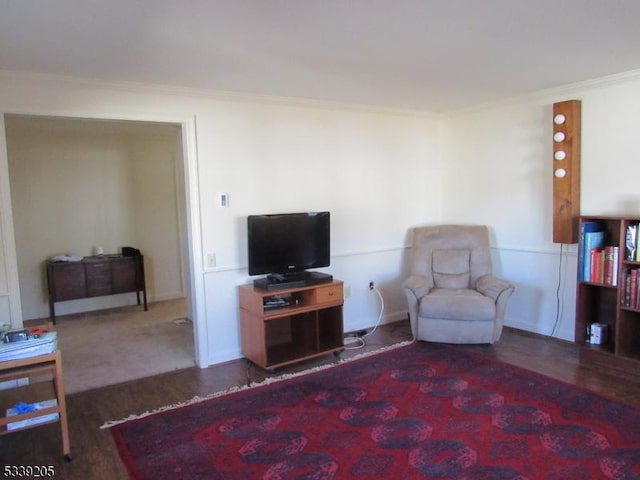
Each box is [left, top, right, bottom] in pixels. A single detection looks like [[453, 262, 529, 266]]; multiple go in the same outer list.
[[1, 2, 640, 477], [3, 61, 640, 370]]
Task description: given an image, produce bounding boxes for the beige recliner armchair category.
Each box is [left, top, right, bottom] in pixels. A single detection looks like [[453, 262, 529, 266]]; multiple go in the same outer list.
[[402, 225, 514, 344]]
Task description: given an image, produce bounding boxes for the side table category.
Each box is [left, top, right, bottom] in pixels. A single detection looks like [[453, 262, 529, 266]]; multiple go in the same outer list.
[[0, 350, 72, 461]]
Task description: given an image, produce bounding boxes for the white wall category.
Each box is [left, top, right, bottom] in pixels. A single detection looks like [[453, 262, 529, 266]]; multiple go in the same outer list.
[[195, 102, 442, 362], [0, 115, 22, 326], [130, 135, 185, 301], [4, 115, 184, 319]]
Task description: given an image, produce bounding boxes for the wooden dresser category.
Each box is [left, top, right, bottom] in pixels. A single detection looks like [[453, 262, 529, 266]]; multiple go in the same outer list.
[[46, 255, 147, 322]]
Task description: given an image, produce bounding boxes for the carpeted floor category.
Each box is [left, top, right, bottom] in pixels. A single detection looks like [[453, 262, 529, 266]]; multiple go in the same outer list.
[[107, 341, 640, 479], [51, 298, 195, 393]]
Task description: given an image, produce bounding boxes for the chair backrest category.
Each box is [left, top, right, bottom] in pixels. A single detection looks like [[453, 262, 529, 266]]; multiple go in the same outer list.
[[409, 225, 493, 289]]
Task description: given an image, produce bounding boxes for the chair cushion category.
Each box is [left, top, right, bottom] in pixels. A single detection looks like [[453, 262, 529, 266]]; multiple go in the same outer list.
[[432, 248, 470, 289], [419, 288, 496, 321]]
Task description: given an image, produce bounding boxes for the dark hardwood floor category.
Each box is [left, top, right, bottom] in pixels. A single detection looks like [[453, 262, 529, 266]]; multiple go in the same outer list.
[[1, 321, 639, 479]]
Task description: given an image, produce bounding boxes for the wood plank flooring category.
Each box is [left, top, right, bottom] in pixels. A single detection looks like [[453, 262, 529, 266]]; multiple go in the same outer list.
[[1, 322, 638, 480]]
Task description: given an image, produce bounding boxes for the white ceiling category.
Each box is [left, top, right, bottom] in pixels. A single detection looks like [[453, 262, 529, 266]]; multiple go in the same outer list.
[[2, 0, 640, 112]]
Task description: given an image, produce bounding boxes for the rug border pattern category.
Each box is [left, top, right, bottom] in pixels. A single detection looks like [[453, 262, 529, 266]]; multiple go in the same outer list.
[[100, 340, 414, 429]]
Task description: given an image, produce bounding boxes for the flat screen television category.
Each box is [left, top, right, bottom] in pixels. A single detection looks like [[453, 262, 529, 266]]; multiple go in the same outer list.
[[247, 211, 332, 289]]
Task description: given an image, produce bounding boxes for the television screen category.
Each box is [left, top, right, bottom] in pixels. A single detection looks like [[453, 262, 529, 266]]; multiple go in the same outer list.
[[247, 212, 330, 277]]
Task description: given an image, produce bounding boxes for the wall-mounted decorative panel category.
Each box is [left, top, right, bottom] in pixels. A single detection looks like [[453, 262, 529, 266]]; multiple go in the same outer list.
[[552, 100, 581, 244]]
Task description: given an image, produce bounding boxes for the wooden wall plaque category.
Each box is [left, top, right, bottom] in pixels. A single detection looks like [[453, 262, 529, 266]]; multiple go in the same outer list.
[[552, 100, 581, 244]]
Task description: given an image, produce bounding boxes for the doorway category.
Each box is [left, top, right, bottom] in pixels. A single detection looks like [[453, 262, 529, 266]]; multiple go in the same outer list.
[[2, 114, 202, 391]]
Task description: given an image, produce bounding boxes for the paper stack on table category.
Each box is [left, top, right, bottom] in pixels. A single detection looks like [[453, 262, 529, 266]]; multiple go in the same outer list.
[[0, 332, 57, 362]]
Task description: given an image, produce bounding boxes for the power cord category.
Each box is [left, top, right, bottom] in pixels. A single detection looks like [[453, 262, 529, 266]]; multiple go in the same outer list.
[[551, 243, 565, 337], [343, 284, 385, 349], [342, 335, 365, 349], [363, 285, 385, 338]]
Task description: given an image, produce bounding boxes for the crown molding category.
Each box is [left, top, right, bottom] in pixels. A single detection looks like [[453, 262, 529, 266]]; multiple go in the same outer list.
[[5, 66, 639, 121], [0, 69, 438, 119], [443, 68, 640, 118]]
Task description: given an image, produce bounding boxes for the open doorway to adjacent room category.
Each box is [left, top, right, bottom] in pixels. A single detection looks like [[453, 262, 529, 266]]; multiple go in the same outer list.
[[4, 114, 196, 393]]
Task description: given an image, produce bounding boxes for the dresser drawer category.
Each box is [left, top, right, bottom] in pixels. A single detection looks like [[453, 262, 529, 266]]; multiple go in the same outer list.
[[314, 284, 343, 304], [111, 257, 138, 293], [85, 261, 113, 297], [49, 263, 86, 301]]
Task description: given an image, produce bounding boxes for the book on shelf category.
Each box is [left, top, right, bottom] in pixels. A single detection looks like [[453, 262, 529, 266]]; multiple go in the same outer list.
[[621, 268, 640, 308], [631, 269, 638, 309], [603, 246, 619, 286], [623, 271, 630, 306], [582, 231, 604, 282], [579, 221, 603, 281], [626, 223, 638, 261], [590, 248, 605, 284]]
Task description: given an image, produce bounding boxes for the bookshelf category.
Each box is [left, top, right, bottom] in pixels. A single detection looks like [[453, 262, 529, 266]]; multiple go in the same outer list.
[[576, 216, 640, 361]]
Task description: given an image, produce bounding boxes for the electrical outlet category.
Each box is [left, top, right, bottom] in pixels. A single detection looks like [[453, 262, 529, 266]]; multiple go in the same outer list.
[[206, 253, 216, 268], [369, 281, 374, 290], [344, 285, 351, 298]]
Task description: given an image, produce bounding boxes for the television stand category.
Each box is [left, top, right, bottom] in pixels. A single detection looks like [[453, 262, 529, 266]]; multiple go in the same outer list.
[[239, 280, 344, 370], [254, 271, 333, 291]]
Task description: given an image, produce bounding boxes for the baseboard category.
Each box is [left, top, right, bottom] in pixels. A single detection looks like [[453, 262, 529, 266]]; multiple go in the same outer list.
[[149, 292, 187, 303]]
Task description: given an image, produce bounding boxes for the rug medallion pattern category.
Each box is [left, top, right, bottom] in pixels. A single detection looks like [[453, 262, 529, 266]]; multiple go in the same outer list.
[[111, 342, 640, 479]]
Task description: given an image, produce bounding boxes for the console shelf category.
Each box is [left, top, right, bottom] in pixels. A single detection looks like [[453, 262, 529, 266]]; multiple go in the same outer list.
[[46, 254, 147, 323], [239, 280, 344, 370]]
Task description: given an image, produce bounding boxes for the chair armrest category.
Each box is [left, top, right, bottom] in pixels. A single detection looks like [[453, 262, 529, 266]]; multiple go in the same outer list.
[[402, 275, 432, 300], [402, 275, 432, 340], [476, 274, 514, 302]]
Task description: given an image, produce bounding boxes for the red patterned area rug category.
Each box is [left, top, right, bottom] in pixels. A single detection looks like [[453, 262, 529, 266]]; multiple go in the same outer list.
[[107, 342, 640, 479]]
